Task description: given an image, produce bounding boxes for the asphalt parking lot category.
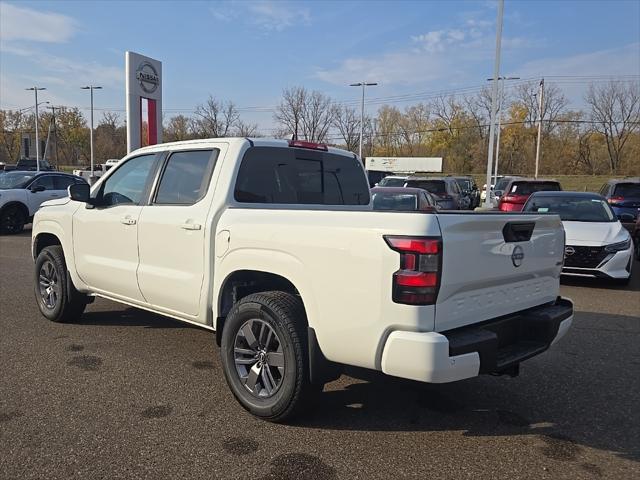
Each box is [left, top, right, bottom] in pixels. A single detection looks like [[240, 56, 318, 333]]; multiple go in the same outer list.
[[1, 230, 639, 480]]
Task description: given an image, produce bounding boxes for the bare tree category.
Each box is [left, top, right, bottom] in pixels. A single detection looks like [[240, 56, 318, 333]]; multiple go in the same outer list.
[[300, 90, 334, 142], [585, 81, 640, 173], [274, 86, 306, 139], [516, 81, 568, 134], [194, 97, 240, 138], [331, 105, 360, 152], [234, 120, 260, 137]]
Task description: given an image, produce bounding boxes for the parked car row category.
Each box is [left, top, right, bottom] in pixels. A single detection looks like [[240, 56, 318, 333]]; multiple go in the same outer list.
[[376, 175, 480, 210], [372, 175, 639, 285]]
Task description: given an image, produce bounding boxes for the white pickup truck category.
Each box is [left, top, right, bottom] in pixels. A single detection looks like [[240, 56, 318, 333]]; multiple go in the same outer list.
[[32, 138, 573, 421]]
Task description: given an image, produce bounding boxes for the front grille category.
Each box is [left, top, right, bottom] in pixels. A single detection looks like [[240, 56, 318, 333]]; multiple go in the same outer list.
[[564, 245, 608, 268]]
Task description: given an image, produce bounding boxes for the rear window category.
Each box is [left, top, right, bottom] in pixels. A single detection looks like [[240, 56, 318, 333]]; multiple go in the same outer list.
[[405, 180, 446, 195], [613, 183, 640, 197], [510, 181, 561, 195], [372, 192, 417, 211], [524, 196, 615, 222], [234, 146, 369, 205], [378, 177, 406, 187]]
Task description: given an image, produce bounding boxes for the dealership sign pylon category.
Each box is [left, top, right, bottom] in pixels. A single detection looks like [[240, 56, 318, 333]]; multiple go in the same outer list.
[[126, 51, 162, 153]]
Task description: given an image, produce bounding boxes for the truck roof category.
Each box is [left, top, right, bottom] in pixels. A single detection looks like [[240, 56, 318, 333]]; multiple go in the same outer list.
[[133, 137, 357, 158]]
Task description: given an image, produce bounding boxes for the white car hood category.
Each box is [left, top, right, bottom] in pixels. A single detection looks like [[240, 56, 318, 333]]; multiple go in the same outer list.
[[41, 197, 70, 208], [562, 220, 627, 246]]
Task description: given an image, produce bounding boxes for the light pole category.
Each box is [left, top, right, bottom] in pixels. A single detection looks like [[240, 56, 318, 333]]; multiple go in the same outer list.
[[349, 81, 377, 161], [487, 76, 519, 185], [25, 87, 46, 172], [81, 85, 102, 182], [483, 0, 504, 209]]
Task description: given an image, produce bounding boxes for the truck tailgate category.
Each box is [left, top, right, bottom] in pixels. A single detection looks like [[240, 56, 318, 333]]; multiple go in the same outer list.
[[434, 213, 564, 332]]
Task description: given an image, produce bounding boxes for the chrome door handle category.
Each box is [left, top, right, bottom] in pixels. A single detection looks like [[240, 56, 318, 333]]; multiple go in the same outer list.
[[181, 222, 201, 231], [121, 216, 136, 225]]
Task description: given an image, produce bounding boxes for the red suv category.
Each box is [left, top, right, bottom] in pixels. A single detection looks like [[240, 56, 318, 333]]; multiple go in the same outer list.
[[499, 179, 562, 212]]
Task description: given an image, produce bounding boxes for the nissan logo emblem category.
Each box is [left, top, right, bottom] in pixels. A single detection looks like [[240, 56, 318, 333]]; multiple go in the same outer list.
[[511, 245, 524, 267], [564, 246, 575, 256], [135, 61, 159, 94]]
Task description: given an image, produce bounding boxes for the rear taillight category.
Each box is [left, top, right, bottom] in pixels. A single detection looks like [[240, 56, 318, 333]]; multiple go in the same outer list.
[[608, 196, 624, 205], [384, 235, 441, 305]]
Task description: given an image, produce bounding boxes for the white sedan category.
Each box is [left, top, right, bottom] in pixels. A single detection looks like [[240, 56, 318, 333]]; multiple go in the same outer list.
[[523, 191, 633, 284]]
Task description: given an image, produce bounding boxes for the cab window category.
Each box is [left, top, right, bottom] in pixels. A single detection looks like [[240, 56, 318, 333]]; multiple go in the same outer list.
[[97, 154, 157, 207], [154, 150, 218, 205]]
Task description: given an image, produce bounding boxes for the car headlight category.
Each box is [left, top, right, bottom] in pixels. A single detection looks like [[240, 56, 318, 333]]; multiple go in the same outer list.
[[605, 238, 632, 253]]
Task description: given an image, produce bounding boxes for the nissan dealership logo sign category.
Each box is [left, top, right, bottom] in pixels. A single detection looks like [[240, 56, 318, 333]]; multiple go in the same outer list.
[[136, 61, 159, 94]]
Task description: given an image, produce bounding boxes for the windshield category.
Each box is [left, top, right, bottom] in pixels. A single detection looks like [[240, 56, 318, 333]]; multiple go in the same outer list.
[[494, 177, 512, 191], [0, 172, 36, 189], [372, 192, 417, 211], [405, 179, 446, 195], [378, 177, 406, 187], [524, 196, 616, 222], [455, 179, 472, 190], [613, 183, 640, 197]]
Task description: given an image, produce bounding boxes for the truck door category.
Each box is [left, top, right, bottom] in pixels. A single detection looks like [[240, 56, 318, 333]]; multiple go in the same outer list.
[[73, 153, 159, 302], [136, 147, 222, 318]]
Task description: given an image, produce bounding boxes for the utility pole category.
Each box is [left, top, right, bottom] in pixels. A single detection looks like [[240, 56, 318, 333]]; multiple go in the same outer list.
[[483, 0, 504, 208], [350, 81, 377, 161], [81, 85, 102, 183], [25, 87, 46, 172], [46, 105, 60, 167], [534, 78, 544, 179]]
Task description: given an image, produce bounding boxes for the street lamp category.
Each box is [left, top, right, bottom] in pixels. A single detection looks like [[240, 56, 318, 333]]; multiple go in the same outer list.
[[25, 87, 46, 172], [486, 76, 519, 185], [349, 81, 377, 161], [482, 0, 504, 209], [81, 85, 102, 182]]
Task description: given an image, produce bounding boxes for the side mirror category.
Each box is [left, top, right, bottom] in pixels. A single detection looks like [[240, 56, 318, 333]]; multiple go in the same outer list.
[[69, 183, 90, 203], [617, 213, 635, 222], [30, 185, 45, 193]]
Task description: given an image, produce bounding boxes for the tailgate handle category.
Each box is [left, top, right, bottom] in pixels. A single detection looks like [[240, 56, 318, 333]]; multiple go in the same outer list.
[[503, 222, 535, 243]]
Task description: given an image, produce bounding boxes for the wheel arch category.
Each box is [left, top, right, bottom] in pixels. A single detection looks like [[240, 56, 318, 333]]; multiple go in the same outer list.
[[0, 201, 29, 219]]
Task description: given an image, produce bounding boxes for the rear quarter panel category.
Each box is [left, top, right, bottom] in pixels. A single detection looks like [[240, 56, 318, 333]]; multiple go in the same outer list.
[[214, 208, 442, 370]]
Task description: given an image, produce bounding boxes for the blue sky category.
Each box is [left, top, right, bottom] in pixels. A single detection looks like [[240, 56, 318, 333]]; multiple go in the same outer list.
[[1, 0, 639, 132]]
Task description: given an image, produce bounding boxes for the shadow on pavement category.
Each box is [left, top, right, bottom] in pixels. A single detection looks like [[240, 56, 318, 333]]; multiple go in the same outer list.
[[78, 307, 197, 329], [295, 310, 640, 463]]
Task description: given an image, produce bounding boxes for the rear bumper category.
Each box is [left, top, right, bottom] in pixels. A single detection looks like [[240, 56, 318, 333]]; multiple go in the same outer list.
[[381, 297, 573, 383]]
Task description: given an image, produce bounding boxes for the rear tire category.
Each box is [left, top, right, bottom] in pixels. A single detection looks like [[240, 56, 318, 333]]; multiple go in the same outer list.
[[220, 291, 315, 422], [34, 246, 88, 323], [0, 205, 26, 234]]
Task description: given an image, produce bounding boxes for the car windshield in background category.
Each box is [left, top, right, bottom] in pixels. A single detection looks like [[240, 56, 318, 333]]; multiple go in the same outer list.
[[613, 183, 640, 197], [0, 172, 36, 189], [378, 177, 406, 187], [405, 180, 446, 195], [524, 196, 615, 222], [510, 181, 561, 195], [494, 178, 512, 191], [372, 192, 417, 211], [455, 179, 472, 190]]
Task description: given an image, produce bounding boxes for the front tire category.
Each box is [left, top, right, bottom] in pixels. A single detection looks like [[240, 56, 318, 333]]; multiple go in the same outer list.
[[220, 291, 314, 422], [0, 205, 26, 234], [34, 246, 88, 323]]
